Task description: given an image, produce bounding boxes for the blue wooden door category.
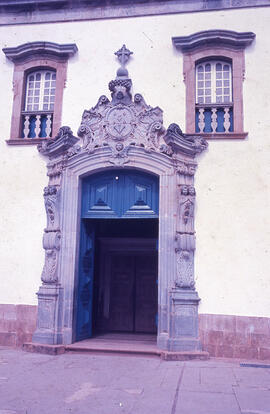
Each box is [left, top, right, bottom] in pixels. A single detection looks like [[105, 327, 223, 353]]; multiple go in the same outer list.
[[81, 170, 159, 219], [77, 169, 159, 341], [76, 221, 95, 341]]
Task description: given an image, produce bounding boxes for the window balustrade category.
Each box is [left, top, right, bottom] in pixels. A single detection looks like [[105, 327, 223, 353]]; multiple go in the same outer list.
[[22, 111, 53, 139], [195, 104, 233, 134]]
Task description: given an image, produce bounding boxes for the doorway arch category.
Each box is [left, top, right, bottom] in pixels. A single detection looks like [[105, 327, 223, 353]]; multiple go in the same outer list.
[[76, 169, 159, 341]]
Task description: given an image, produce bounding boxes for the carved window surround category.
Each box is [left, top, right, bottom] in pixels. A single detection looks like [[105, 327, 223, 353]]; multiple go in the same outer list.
[[3, 41, 78, 145], [172, 30, 255, 139]]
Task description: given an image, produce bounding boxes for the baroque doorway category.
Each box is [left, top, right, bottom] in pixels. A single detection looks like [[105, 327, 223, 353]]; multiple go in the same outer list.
[[76, 169, 159, 341], [33, 45, 207, 354]]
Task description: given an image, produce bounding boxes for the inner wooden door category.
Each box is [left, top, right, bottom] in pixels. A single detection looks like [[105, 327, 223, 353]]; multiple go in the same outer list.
[[108, 250, 157, 333]]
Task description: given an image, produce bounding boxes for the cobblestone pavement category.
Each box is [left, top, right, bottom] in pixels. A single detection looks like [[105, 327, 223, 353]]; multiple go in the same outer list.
[[0, 347, 270, 414]]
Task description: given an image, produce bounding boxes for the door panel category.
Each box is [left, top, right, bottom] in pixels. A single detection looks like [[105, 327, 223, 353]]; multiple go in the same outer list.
[[109, 255, 135, 332], [76, 221, 95, 341], [135, 254, 158, 333], [81, 170, 159, 219], [107, 249, 157, 333]]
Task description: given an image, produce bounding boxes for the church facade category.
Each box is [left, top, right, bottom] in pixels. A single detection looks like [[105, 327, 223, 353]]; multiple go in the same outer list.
[[0, 0, 270, 359]]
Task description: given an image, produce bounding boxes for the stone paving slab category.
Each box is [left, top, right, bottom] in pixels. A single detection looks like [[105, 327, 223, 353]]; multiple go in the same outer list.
[[1, 347, 270, 414], [233, 387, 270, 414], [176, 390, 241, 414]]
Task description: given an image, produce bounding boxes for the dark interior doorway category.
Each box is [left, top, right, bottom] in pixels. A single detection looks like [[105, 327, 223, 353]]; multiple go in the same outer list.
[[86, 218, 159, 336]]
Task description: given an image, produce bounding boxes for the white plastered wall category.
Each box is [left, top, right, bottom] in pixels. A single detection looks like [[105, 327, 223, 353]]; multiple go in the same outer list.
[[0, 7, 269, 317]]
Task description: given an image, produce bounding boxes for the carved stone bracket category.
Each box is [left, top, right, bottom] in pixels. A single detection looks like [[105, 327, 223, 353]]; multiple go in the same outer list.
[[165, 123, 208, 157], [38, 126, 79, 159]]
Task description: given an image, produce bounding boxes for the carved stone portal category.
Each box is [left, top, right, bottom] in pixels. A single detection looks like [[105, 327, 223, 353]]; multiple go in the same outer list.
[[33, 45, 208, 351]]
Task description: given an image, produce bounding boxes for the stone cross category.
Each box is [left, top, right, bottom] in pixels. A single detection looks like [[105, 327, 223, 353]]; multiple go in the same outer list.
[[114, 44, 133, 68]]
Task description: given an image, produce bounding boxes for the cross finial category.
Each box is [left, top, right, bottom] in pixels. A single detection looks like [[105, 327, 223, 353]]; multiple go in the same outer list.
[[114, 44, 133, 68]]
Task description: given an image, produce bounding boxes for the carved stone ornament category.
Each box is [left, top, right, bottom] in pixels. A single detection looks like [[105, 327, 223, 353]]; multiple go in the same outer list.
[[38, 126, 79, 159], [41, 231, 61, 284], [178, 185, 196, 233], [165, 123, 208, 157], [175, 233, 196, 290], [44, 185, 60, 231], [77, 46, 172, 165]]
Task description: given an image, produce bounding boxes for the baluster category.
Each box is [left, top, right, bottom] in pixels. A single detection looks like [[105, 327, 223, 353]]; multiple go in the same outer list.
[[23, 115, 30, 138], [198, 108, 205, 133], [223, 107, 231, 133], [34, 115, 41, 138], [45, 114, 52, 138], [211, 108, 218, 133]]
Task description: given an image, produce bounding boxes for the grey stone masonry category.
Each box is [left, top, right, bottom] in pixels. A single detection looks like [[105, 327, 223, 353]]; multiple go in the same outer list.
[[32, 46, 207, 353], [0, 0, 269, 25]]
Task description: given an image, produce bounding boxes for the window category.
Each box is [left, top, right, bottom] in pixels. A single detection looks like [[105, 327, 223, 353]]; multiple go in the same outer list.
[[196, 61, 232, 104], [3, 41, 78, 145], [172, 30, 255, 139], [22, 70, 56, 139], [195, 60, 233, 134], [25, 70, 56, 112]]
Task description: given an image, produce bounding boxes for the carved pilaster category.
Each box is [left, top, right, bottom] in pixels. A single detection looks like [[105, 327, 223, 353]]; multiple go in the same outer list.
[[41, 185, 61, 283], [174, 184, 196, 290], [32, 183, 63, 344]]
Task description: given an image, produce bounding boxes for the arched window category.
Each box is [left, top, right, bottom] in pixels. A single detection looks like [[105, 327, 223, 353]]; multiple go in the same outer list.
[[172, 30, 255, 138], [22, 69, 56, 138], [194, 59, 233, 133], [196, 61, 232, 104], [25, 70, 56, 112], [3, 41, 77, 144]]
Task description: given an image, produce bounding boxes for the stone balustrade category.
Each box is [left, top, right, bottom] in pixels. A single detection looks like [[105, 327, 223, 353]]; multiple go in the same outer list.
[[22, 111, 53, 139], [195, 104, 233, 134]]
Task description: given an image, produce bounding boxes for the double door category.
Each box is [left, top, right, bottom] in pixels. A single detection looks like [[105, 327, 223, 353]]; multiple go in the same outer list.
[[108, 251, 157, 333]]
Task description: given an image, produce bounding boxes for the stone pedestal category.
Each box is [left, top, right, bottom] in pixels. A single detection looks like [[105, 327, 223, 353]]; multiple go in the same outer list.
[[167, 288, 201, 352], [32, 284, 63, 345]]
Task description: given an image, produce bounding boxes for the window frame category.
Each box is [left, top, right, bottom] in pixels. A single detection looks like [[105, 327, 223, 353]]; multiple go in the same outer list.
[[184, 48, 245, 138], [24, 69, 56, 112], [3, 41, 78, 145], [195, 59, 232, 105], [172, 30, 255, 139]]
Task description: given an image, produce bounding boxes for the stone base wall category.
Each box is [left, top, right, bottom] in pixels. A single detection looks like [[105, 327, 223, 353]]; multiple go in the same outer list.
[[0, 304, 37, 347], [1, 305, 270, 360], [199, 314, 270, 360]]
